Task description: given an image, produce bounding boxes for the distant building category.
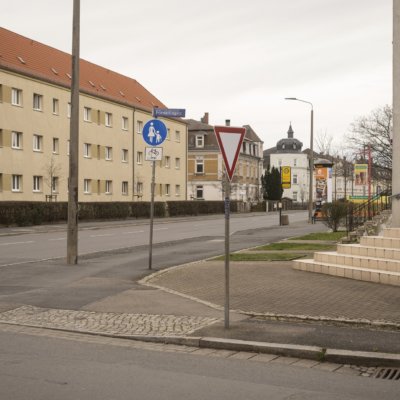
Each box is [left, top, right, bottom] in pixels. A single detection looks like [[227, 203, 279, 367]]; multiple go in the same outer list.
[[187, 113, 263, 202], [0, 27, 187, 202]]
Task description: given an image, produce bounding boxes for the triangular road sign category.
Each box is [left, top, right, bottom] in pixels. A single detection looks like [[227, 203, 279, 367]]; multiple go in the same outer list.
[[214, 126, 246, 181]]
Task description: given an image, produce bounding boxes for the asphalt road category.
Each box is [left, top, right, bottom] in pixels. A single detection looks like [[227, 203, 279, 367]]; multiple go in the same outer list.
[[0, 211, 315, 266], [1, 330, 398, 400]]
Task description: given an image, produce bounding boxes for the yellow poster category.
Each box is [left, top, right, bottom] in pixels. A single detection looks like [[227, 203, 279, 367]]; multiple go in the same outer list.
[[354, 164, 368, 186], [281, 166, 291, 189]]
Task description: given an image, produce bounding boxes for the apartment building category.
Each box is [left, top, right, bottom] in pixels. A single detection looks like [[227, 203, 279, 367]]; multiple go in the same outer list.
[[187, 113, 263, 202], [0, 27, 187, 202]]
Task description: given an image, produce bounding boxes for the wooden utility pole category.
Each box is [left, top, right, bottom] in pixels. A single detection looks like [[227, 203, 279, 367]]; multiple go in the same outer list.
[[67, 0, 80, 264]]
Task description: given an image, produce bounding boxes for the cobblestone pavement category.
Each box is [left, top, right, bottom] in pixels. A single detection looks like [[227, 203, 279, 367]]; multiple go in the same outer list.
[[0, 305, 219, 337], [142, 261, 400, 326], [0, 323, 378, 378]]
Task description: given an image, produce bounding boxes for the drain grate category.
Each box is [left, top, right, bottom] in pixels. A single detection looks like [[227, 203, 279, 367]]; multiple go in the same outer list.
[[374, 368, 400, 380]]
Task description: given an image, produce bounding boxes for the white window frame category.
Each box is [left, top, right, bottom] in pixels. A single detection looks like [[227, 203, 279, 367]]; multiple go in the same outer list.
[[83, 143, 91, 158], [175, 184, 181, 197], [293, 191, 298, 201], [137, 151, 143, 164], [11, 88, 22, 106], [52, 98, 59, 115], [165, 184, 170, 196], [52, 137, 59, 154], [105, 180, 112, 194], [122, 116, 128, 131], [105, 146, 113, 160], [137, 120, 143, 134], [175, 130, 181, 142], [196, 135, 204, 148], [12, 131, 23, 149], [67, 140, 70, 155], [84, 179, 91, 194], [33, 134, 43, 152], [12, 175, 22, 192], [137, 182, 143, 195], [293, 174, 298, 184], [175, 157, 181, 169], [84, 107, 92, 122], [33, 176, 42, 192], [196, 185, 204, 199], [105, 112, 113, 127], [195, 158, 204, 174], [122, 181, 128, 195], [52, 176, 59, 193], [122, 149, 128, 162], [165, 156, 170, 168], [67, 103, 71, 118], [294, 159, 297, 167], [33, 93, 43, 111]]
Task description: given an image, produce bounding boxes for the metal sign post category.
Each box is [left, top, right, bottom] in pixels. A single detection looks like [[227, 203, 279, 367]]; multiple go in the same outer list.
[[148, 160, 156, 270], [214, 124, 246, 330]]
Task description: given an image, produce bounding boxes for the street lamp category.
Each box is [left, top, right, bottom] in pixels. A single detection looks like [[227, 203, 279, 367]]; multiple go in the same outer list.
[[285, 97, 314, 223]]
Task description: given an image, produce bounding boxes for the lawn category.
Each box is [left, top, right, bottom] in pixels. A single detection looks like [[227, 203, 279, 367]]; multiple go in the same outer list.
[[290, 231, 347, 241], [252, 242, 336, 251], [212, 253, 308, 262]]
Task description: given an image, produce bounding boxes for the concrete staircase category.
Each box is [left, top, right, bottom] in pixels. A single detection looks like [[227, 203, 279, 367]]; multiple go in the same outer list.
[[293, 228, 400, 286]]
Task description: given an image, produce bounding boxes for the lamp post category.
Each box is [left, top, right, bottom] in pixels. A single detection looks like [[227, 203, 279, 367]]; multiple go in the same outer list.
[[285, 98, 314, 224]]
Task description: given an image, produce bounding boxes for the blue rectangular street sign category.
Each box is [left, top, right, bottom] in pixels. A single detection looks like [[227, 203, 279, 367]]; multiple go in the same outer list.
[[153, 108, 186, 118]]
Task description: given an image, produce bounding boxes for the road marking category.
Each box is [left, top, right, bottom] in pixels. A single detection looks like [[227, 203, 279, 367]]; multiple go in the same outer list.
[[90, 233, 115, 238], [0, 241, 35, 246], [48, 237, 66, 241], [154, 228, 168, 231], [122, 230, 145, 235]]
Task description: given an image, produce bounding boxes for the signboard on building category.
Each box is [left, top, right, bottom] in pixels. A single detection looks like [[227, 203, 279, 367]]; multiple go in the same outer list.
[[354, 164, 368, 186], [281, 166, 291, 189]]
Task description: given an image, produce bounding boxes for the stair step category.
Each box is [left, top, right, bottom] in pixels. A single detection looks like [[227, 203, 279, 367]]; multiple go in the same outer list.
[[337, 244, 400, 261], [293, 259, 400, 286], [314, 252, 400, 273], [383, 228, 400, 239], [360, 236, 400, 249]]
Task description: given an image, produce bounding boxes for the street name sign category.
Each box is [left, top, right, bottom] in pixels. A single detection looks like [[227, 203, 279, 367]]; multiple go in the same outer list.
[[214, 126, 246, 181], [153, 108, 186, 118], [143, 119, 167, 146]]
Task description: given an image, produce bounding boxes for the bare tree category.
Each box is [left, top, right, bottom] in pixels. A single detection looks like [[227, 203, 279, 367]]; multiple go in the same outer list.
[[315, 129, 333, 155], [43, 156, 62, 198], [347, 105, 392, 185]]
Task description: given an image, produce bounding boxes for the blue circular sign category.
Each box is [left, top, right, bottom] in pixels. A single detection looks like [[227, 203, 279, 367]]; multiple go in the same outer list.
[[142, 119, 167, 146]]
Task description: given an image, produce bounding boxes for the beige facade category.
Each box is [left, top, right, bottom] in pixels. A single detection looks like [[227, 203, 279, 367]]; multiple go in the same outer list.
[[0, 35, 187, 203]]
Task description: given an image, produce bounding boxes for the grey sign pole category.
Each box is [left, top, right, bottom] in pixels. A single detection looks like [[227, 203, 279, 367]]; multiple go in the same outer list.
[[148, 160, 156, 270], [224, 176, 231, 329]]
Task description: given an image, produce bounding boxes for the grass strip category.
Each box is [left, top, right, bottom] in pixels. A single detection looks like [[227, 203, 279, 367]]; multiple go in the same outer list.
[[252, 243, 336, 251], [290, 231, 347, 241], [211, 253, 308, 262]]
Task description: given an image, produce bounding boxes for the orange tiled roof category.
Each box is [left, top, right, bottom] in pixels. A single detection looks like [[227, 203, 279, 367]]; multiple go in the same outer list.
[[0, 27, 166, 111]]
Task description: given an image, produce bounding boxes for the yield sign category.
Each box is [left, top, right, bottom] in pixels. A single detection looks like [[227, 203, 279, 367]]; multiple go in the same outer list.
[[214, 126, 246, 181]]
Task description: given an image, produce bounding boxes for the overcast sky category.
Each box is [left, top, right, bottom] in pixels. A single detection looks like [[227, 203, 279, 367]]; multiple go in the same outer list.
[[2, 0, 392, 151]]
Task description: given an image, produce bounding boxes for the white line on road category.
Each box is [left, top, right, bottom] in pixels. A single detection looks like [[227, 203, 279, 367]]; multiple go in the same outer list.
[[154, 228, 168, 231], [0, 241, 35, 246], [122, 230, 145, 234], [90, 233, 115, 238], [48, 237, 66, 241]]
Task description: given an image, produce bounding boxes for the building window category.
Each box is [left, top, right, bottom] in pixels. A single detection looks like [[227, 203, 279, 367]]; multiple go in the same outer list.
[[294, 159, 297, 167], [175, 130, 181, 142], [137, 120, 143, 134], [67, 140, 70, 155], [196, 135, 204, 148], [278, 159, 282, 166], [122, 149, 128, 162], [165, 184, 170, 196], [12, 175, 22, 192], [196, 185, 204, 199], [33, 93, 43, 111], [159, 184, 163, 196], [293, 174, 298, 184], [52, 137, 59, 154], [122, 181, 128, 195], [137, 151, 143, 164], [293, 191, 298, 201], [84, 179, 91, 194], [167, 128, 170, 140], [33, 134, 43, 151], [12, 131, 23, 149], [175, 184, 181, 196], [195, 158, 204, 174], [137, 182, 143, 195], [52, 98, 59, 115], [11, 88, 22, 106], [33, 176, 42, 192], [165, 156, 170, 168], [52, 177, 59, 193], [122, 116, 128, 131], [84, 107, 92, 122], [67, 103, 71, 118], [105, 180, 112, 194], [83, 143, 91, 158], [105, 146, 113, 160], [175, 157, 181, 169], [105, 112, 113, 127]]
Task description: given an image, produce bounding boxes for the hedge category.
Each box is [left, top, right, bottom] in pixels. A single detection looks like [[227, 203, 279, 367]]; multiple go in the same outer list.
[[0, 200, 248, 227]]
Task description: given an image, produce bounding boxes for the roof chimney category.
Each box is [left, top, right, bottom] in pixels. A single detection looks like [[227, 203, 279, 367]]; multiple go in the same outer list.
[[225, 119, 231, 126], [200, 112, 209, 124]]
